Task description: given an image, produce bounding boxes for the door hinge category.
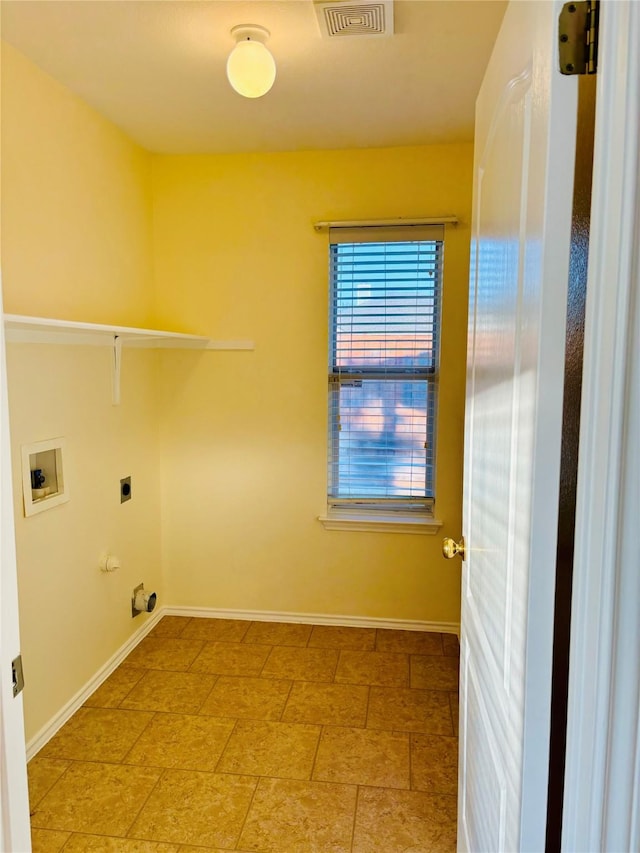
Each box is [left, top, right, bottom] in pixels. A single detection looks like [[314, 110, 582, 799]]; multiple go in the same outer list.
[[559, 1, 599, 75], [12, 654, 25, 698]]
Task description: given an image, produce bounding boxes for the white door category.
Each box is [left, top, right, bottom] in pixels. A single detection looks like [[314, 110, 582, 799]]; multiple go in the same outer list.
[[0, 275, 31, 851], [456, 2, 577, 850]]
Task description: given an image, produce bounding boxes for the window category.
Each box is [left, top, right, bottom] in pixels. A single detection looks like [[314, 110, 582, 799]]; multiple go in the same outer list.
[[324, 224, 443, 530]]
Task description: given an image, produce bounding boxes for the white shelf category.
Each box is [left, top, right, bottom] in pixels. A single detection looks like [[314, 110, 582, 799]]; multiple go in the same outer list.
[[3, 314, 255, 405], [3, 314, 211, 348]]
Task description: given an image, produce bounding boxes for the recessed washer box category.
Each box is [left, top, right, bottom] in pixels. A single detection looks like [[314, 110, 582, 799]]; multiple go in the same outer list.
[[21, 437, 69, 517]]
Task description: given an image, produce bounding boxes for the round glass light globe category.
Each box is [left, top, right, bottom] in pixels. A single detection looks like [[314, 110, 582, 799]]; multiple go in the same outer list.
[[226, 39, 276, 98]]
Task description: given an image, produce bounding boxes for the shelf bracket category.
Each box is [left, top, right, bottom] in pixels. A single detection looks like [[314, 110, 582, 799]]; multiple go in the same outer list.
[[111, 335, 122, 406]]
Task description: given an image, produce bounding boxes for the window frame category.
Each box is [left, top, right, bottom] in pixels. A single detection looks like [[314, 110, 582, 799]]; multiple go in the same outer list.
[[320, 225, 445, 534]]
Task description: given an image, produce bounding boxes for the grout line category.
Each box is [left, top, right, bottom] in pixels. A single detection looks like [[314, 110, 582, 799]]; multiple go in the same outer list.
[[278, 679, 296, 723], [28, 759, 75, 815], [350, 784, 361, 853], [119, 710, 157, 765], [333, 649, 343, 683], [409, 730, 414, 791], [214, 717, 241, 774], [213, 718, 239, 776], [309, 724, 324, 782], [239, 620, 257, 644], [194, 673, 219, 714], [236, 619, 252, 643], [256, 644, 274, 677], [57, 832, 74, 851], [364, 685, 372, 730], [124, 767, 168, 840], [234, 773, 261, 851], [330, 648, 340, 683], [93, 668, 146, 711]]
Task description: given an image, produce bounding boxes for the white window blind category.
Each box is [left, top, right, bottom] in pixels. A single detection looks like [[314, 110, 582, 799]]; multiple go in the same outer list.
[[327, 225, 443, 515]]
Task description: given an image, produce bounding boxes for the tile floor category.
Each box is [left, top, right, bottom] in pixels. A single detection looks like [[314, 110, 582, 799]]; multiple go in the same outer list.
[[28, 617, 460, 853]]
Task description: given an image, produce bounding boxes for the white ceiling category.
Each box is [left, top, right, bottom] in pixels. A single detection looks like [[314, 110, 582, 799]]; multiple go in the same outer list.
[[1, 0, 507, 154]]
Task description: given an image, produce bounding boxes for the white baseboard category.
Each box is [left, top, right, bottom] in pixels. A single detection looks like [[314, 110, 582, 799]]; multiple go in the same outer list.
[[163, 605, 460, 636], [26, 604, 459, 760], [26, 608, 163, 760]]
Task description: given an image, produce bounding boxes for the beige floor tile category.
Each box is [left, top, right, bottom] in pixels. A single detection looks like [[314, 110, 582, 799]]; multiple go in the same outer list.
[[178, 849, 252, 853], [376, 629, 444, 655], [119, 669, 217, 714], [30, 618, 459, 850], [31, 761, 161, 836], [410, 654, 460, 691], [411, 733, 458, 795], [30, 828, 70, 853], [148, 616, 192, 639], [352, 787, 457, 852], [84, 666, 146, 708], [261, 646, 339, 682], [243, 620, 312, 647], [313, 726, 410, 789], [27, 757, 70, 810], [178, 848, 252, 853], [180, 617, 251, 642], [217, 719, 321, 779], [39, 708, 154, 763], [122, 638, 205, 672], [450, 692, 459, 736], [282, 681, 369, 727], [368, 687, 454, 734], [62, 836, 179, 852], [335, 650, 409, 687], [189, 641, 271, 676], [238, 777, 358, 853], [308, 625, 376, 651], [128, 770, 256, 848], [124, 712, 234, 771], [442, 633, 460, 657], [199, 675, 291, 721]]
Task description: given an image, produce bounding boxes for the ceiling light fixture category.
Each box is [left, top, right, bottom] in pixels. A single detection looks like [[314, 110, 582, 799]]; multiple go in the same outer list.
[[226, 25, 276, 99]]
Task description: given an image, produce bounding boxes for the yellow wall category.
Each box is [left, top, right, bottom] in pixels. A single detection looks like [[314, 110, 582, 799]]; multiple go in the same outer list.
[[1, 43, 163, 741], [1, 43, 153, 326], [153, 147, 471, 624]]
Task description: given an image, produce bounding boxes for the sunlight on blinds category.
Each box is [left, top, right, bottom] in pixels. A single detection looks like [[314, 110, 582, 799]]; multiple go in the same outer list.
[[328, 239, 442, 509]]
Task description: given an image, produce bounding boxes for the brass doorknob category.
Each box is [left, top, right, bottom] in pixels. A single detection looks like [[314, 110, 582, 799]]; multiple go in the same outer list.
[[442, 536, 465, 560]]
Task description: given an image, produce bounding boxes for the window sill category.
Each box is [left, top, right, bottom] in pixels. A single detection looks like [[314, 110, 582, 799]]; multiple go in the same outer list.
[[318, 513, 443, 535]]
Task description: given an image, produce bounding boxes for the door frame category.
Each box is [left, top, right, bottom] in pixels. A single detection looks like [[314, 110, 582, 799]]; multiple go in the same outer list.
[[561, 1, 640, 850], [0, 272, 31, 852]]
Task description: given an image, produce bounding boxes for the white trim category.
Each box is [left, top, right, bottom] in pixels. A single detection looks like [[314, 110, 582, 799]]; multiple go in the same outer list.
[[318, 514, 443, 534], [4, 314, 255, 353], [3, 314, 210, 348], [4, 315, 255, 406], [313, 216, 458, 231], [25, 608, 163, 760], [0, 277, 31, 852], [562, 2, 640, 851], [162, 605, 460, 635], [25, 604, 459, 761]]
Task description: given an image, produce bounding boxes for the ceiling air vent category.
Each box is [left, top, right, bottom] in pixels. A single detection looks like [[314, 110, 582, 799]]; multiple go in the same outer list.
[[313, 0, 394, 38]]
